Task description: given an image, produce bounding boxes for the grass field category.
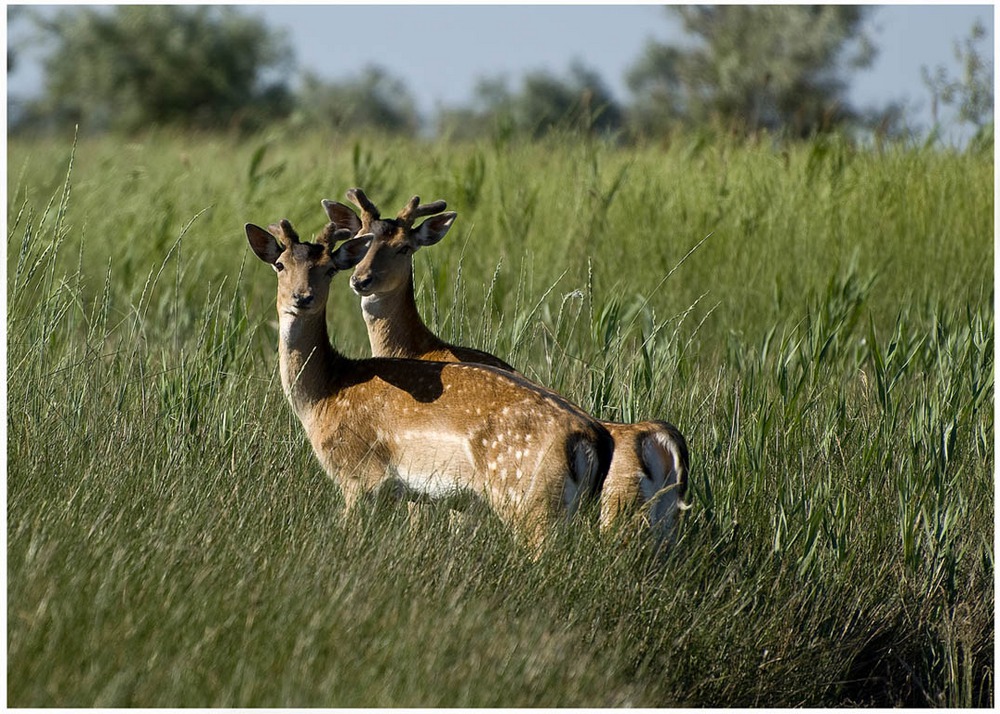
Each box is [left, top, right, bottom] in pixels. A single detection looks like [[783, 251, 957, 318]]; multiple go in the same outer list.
[[7, 128, 994, 706]]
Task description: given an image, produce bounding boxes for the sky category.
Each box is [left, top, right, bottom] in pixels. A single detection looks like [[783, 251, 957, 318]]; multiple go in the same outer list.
[[5, 4, 995, 141]]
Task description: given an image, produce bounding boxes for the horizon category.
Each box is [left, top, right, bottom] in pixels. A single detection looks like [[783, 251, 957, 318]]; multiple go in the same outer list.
[[6, 4, 995, 143]]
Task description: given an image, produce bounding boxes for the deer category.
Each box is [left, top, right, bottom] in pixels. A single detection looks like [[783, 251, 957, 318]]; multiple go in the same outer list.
[[244, 216, 615, 550], [321, 189, 690, 547]]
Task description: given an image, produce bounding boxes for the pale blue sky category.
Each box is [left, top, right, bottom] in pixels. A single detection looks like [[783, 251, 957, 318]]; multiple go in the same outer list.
[[6, 4, 995, 140]]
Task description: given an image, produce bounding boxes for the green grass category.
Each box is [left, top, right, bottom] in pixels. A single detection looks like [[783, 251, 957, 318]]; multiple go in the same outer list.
[[7, 128, 994, 706]]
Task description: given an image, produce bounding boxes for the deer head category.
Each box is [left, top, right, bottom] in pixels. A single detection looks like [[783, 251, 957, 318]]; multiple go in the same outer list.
[[321, 189, 456, 297], [245, 219, 372, 316]]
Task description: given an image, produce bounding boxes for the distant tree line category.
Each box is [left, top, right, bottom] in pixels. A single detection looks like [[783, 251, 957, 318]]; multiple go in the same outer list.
[[12, 6, 293, 133], [8, 5, 993, 143]]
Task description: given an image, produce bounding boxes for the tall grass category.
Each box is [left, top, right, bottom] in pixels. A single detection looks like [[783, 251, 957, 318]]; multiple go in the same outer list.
[[7, 129, 993, 706]]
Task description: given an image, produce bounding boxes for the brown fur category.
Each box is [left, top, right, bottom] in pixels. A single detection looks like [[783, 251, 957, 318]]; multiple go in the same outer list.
[[246, 219, 613, 549], [322, 190, 689, 545]]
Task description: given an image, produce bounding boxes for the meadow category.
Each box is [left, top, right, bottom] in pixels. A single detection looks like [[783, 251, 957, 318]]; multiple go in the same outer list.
[[7, 128, 994, 706]]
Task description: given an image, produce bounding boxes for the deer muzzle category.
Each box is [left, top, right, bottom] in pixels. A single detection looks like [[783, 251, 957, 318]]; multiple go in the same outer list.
[[292, 291, 315, 309], [350, 273, 374, 296]]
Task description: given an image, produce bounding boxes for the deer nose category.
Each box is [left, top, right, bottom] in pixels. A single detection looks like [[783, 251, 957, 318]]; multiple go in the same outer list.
[[292, 292, 314, 308], [351, 273, 373, 295]]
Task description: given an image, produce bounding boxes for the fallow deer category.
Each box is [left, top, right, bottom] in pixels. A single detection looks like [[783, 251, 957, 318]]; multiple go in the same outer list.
[[322, 189, 689, 546], [245, 217, 614, 549]]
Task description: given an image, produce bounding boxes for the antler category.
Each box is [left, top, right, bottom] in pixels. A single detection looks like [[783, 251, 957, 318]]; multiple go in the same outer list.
[[345, 188, 448, 231], [396, 195, 448, 229], [346, 188, 381, 222], [268, 219, 301, 248], [315, 223, 355, 250]]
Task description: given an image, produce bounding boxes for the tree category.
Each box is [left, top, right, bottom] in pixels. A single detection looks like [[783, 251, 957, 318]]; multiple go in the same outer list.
[[436, 61, 623, 141], [23, 6, 293, 133], [516, 62, 623, 138], [294, 66, 421, 135], [627, 6, 877, 138], [921, 20, 994, 133], [7, 5, 26, 72]]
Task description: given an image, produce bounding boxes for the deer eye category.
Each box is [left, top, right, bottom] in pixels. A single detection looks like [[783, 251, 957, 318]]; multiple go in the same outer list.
[[274, 261, 285, 272]]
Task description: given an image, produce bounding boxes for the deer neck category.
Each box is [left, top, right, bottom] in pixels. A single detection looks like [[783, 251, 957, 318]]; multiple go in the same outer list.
[[360, 273, 442, 359], [277, 307, 341, 418]]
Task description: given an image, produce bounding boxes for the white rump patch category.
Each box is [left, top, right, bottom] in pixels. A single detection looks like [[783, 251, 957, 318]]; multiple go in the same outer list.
[[640, 432, 686, 541]]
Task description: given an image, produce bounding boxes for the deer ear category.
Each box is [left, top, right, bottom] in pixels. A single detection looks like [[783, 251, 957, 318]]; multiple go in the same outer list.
[[412, 212, 456, 247], [246, 223, 284, 265], [330, 234, 373, 271], [322, 199, 363, 234]]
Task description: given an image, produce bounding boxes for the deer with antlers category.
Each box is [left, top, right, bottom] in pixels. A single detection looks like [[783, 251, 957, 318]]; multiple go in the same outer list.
[[245, 216, 614, 549], [322, 189, 689, 546]]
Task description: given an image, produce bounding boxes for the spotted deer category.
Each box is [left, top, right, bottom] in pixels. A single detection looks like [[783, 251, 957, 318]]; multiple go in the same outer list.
[[245, 217, 613, 549], [322, 189, 689, 546]]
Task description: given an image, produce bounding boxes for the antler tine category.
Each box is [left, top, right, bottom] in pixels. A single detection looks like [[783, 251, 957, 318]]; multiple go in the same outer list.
[[346, 188, 380, 221], [268, 219, 301, 248], [397, 195, 448, 226], [315, 222, 354, 249], [415, 199, 448, 218], [396, 195, 420, 224]]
